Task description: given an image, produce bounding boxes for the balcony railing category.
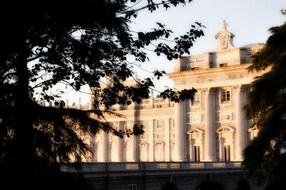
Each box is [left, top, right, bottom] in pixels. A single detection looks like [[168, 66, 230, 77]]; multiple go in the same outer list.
[[61, 161, 242, 173]]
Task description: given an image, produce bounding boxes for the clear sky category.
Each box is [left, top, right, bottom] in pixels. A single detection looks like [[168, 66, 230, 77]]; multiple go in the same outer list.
[[63, 0, 286, 105], [128, 0, 286, 94]]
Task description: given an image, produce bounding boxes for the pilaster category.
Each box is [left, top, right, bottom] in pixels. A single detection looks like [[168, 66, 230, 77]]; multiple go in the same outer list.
[[102, 131, 109, 162], [235, 85, 246, 161], [164, 118, 171, 161], [204, 88, 215, 161], [174, 101, 185, 161], [117, 121, 124, 161], [149, 120, 154, 161]]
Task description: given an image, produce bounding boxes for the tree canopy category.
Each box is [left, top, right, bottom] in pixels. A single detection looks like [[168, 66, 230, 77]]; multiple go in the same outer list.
[[242, 18, 286, 188], [0, 0, 203, 188]]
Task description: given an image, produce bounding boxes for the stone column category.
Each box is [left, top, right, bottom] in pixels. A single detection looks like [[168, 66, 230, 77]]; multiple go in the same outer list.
[[117, 121, 124, 162], [164, 118, 171, 161], [132, 122, 137, 162], [134, 136, 138, 162], [102, 131, 109, 162], [204, 88, 215, 161], [218, 137, 223, 161], [189, 137, 194, 161], [174, 101, 185, 161], [90, 135, 96, 162], [174, 58, 181, 72], [235, 85, 246, 161], [149, 120, 154, 161]]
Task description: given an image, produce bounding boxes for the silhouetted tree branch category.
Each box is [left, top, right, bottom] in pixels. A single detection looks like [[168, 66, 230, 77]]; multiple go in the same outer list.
[[0, 0, 203, 189], [243, 19, 286, 189]]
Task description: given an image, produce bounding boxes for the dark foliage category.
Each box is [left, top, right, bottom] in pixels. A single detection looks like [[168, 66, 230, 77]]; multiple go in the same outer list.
[[2, 165, 94, 190], [262, 182, 285, 190], [242, 18, 286, 186], [0, 0, 203, 189]]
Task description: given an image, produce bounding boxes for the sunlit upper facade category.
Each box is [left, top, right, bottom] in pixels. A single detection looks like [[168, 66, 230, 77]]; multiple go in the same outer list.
[[90, 21, 265, 163]]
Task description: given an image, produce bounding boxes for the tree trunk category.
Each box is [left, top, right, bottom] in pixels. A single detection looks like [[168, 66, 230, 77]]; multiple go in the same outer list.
[[12, 36, 35, 186]]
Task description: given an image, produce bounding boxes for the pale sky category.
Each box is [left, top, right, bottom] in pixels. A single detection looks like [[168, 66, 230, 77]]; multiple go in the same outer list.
[[63, 0, 286, 105], [131, 0, 285, 54], [129, 0, 286, 93]]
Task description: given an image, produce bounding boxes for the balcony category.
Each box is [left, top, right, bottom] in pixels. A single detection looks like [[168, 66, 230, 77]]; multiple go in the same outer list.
[[60, 161, 242, 174]]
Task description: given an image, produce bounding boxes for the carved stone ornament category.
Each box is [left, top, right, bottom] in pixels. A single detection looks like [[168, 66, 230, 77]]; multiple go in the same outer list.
[[215, 20, 235, 50]]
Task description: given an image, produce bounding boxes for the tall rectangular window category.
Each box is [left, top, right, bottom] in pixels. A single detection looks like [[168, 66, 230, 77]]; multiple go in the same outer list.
[[224, 145, 231, 161], [221, 89, 231, 103], [194, 146, 200, 162]]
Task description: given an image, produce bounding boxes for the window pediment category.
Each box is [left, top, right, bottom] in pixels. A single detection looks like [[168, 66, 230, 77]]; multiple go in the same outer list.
[[216, 126, 235, 134], [140, 142, 149, 147], [187, 128, 204, 135], [154, 141, 165, 145]]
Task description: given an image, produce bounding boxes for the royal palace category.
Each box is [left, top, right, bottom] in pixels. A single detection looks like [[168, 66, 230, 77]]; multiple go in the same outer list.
[[63, 22, 266, 190]]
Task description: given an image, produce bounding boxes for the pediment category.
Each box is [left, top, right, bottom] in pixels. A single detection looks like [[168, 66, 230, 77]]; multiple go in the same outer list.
[[216, 126, 235, 133], [187, 127, 204, 135]]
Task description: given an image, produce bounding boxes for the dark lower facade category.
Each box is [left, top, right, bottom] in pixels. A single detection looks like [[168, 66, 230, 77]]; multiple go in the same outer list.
[[61, 162, 264, 190]]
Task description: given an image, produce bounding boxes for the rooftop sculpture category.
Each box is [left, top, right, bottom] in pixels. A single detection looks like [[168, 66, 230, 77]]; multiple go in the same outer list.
[[215, 20, 235, 50]]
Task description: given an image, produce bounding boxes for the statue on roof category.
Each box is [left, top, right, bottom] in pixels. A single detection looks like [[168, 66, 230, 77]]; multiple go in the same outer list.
[[215, 20, 235, 50]]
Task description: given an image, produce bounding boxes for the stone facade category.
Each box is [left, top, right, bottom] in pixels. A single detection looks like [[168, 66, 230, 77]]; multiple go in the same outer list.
[[63, 22, 268, 190], [85, 22, 266, 164], [62, 162, 262, 190]]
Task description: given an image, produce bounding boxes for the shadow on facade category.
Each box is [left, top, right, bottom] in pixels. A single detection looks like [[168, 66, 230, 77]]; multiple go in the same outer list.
[[235, 178, 251, 190], [162, 183, 178, 190], [195, 181, 225, 190]]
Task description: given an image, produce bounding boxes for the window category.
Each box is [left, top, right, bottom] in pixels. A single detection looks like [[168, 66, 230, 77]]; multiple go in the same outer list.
[[221, 89, 231, 103], [194, 146, 200, 162], [224, 145, 231, 162], [128, 184, 137, 190]]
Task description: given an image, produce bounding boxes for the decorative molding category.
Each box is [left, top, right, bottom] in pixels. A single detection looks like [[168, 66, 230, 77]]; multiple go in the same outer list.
[[139, 142, 149, 147], [187, 127, 205, 135], [216, 126, 235, 134]]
